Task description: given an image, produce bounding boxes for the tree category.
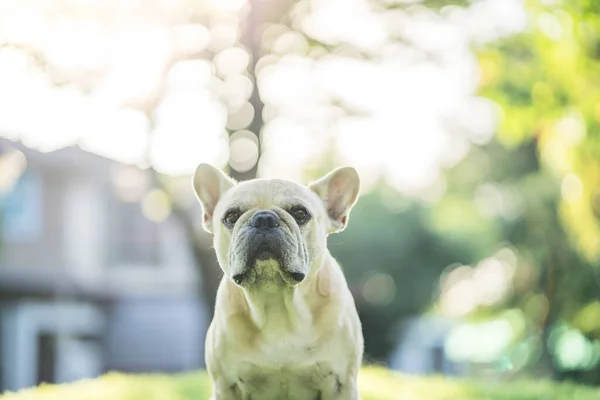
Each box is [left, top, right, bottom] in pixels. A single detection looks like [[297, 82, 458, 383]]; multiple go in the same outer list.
[[479, 1, 600, 265], [437, 0, 600, 383]]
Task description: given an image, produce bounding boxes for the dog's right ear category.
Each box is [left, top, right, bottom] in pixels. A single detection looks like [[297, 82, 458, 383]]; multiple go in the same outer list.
[[192, 163, 236, 233]]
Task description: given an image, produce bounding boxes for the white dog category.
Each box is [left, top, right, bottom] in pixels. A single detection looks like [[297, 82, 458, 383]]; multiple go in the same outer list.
[[193, 164, 364, 400]]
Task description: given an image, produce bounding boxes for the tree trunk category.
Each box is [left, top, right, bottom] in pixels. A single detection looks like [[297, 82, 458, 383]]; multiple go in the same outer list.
[[227, 0, 265, 182]]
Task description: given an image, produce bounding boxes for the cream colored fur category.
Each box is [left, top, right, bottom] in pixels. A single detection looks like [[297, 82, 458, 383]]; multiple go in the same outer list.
[[193, 164, 364, 400]]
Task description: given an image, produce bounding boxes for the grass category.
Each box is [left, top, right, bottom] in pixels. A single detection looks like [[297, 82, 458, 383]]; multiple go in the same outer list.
[[1, 367, 599, 400]]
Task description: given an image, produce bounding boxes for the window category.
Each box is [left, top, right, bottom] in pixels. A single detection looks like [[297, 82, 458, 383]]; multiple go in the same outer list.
[[0, 170, 43, 243]]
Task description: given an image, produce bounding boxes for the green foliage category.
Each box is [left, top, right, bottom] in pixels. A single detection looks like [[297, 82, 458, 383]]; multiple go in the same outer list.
[[328, 187, 478, 360], [466, 0, 600, 382], [2, 368, 599, 400], [478, 0, 600, 264]]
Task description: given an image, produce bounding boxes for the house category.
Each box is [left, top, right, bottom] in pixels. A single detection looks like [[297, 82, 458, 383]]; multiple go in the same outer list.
[[0, 138, 208, 392]]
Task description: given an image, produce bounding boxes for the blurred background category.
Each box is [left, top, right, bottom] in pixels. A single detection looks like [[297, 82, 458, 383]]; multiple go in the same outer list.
[[0, 0, 599, 393]]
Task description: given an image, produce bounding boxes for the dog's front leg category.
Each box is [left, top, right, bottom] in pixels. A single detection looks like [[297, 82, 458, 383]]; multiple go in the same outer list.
[[319, 388, 361, 400], [209, 380, 243, 400], [334, 388, 362, 400], [335, 378, 362, 400], [319, 376, 361, 400]]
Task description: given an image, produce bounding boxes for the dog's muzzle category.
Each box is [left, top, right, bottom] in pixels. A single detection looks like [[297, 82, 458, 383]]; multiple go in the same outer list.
[[231, 210, 306, 285]]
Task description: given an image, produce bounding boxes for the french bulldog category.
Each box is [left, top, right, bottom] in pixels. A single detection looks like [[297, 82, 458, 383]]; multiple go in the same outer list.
[[193, 164, 364, 400]]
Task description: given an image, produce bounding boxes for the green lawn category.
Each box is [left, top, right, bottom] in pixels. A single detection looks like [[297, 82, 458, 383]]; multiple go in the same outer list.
[[1, 367, 599, 400]]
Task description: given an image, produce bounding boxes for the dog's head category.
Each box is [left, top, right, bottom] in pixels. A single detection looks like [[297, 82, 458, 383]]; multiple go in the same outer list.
[[192, 164, 360, 289]]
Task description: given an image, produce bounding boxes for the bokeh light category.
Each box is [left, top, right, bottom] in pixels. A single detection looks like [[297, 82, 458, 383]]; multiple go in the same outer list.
[[228, 130, 259, 173], [445, 317, 514, 364], [561, 173, 584, 204], [141, 188, 172, 223], [362, 273, 396, 306], [111, 165, 149, 203], [439, 250, 516, 318]]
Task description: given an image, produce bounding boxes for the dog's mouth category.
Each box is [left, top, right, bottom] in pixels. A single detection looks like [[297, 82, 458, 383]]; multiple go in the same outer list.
[[231, 237, 306, 286], [255, 243, 278, 261], [232, 270, 253, 285], [232, 269, 305, 286]]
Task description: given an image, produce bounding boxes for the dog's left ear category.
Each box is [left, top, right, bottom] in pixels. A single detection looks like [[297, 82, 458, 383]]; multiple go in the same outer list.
[[192, 163, 237, 233], [309, 167, 360, 233]]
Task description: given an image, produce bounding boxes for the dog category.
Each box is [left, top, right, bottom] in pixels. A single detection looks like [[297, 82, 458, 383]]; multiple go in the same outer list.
[[193, 163, 364, 400]]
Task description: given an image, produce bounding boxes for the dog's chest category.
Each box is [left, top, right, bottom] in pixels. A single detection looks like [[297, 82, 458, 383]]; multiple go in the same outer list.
[[229, 325, 348, 399], [236, 361, 341, 400], [250, 314, 347, 367]]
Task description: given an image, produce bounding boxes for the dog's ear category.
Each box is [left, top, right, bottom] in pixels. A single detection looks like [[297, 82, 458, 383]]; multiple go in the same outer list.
[[192, 163, 236, 233], [308, 167, 360, 233]]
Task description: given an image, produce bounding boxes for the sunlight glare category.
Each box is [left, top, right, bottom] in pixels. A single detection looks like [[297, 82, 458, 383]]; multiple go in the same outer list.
[[300, 0, 387, 51], [44, 17, 110, 70], [0, 8, 45, 46], [259, 55, 315, 107], [258, 117, 320, 182], [208, 22, 240, 52], [20, 87, 85, 152], [205, 0, 247, 13], [94, 24, 172, 104], [80, 106, 149, 165], [172, 23, 211, 55], [167, 60, 214, 91], [151, 90, 229, 175], [449, 0, 527, 43], [0, 0, 526, 186]]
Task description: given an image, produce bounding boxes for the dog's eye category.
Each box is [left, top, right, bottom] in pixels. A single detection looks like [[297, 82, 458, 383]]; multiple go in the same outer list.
[[223, 210, 241, 227], [291, 206, 310, 224]]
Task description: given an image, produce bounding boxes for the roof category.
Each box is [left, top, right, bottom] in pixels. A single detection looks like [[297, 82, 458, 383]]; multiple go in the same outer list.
[[0, 137, 140, 178]]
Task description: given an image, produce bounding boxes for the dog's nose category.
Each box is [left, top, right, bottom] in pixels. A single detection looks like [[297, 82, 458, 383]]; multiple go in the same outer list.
[[250, 210, 280, 230]]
